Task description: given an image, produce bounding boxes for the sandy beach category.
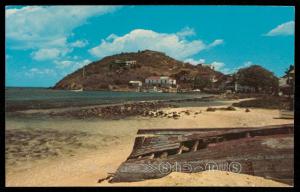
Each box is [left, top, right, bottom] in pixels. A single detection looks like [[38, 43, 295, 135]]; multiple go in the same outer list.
[[5, 99, 293, 187], [100, 171, 291, 187]]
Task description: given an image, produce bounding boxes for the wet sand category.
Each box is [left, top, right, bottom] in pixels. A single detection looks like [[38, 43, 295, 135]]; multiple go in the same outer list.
[[5, 99, 293, 186]]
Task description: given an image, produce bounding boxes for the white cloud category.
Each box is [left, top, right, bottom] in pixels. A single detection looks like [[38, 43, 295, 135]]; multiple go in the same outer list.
[[183, 60, 255, 75], [234, 61, 254, 71], [54, 60, 73, 68], [203, 61, 231, 74], [70, 40, 89, 48], [207, 39, 224, 48], [75, 59, 92, 69], [220, 68, 232, 74], [209, 61, 225, 70], [89, 29, 223, 60], [7, 6, 120, 68], [31, 48, 67, 61], [24, 59, 91, 79], [265, 21, 294, 36], [106, 34, 119, 41], [25, 68, 56, 77], [228, 61, 256, 74], [6, 6, 120, 49], [54, 59, 91, 69], [184, 58, 205, 65], [242, 61, 253, 67], [176, 27, 196, 38], [183, 59, 230, 73]]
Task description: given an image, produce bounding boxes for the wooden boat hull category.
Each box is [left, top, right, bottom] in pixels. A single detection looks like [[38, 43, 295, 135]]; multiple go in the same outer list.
[[109, 124, 294, 185]]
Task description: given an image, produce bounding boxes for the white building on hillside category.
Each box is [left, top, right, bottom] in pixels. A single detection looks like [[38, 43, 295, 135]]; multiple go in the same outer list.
[[145, 76, 176, 86]]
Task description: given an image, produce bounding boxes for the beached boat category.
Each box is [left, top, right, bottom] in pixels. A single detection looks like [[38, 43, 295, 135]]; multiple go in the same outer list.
[[71, 88, 83, 92], [108, 124, 294, 185]]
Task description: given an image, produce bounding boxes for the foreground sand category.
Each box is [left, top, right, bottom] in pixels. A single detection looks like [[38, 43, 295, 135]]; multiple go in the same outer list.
[[101, 171, 290, 187], [6, 100, 293, 186]]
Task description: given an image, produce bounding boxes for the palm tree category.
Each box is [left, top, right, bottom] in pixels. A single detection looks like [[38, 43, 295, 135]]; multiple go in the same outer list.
[[284, 65, 294, 110]]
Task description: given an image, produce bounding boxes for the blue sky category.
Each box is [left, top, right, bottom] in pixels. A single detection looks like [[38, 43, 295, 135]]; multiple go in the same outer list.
[[5, 6, 295, 87]]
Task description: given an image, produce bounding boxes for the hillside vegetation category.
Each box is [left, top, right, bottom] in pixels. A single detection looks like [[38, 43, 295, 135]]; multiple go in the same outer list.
[[53, 50, 223, 91]]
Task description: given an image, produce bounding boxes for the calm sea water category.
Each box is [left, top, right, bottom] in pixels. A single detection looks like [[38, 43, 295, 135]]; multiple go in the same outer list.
[[5, 87, 208, 112]]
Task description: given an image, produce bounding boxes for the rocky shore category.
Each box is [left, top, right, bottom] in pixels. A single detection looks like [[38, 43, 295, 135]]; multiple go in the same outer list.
[[19, 96, 215, 120], [49, 101, 175, 119], [48, 102, 238, 120]]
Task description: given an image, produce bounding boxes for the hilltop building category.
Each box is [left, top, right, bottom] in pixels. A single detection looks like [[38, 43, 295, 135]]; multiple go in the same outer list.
[[109, 60, 138, 70], [114, 59, 137, 66]]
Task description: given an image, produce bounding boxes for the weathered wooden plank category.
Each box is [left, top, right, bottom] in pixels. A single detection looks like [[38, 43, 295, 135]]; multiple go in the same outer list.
[[130, 143, 180, 158], [137, 124, 293, 135], [131, 136, 145, 150], [110, 124, 294, 185], [130, 125, 293, 158]]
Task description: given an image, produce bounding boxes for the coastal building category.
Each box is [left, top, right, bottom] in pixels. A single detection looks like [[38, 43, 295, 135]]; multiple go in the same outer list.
[[217, 75, 255, 93], [233, 82, 255, 93], [129, 80, 142, 92], [145, 76, 176, 87], [129, 80, 142, 87]]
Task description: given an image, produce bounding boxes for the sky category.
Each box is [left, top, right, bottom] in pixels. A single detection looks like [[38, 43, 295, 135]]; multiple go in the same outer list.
[[5, 5, 295, 87]]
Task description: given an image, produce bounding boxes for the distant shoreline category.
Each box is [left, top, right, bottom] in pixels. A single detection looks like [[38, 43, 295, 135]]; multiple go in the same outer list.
[[5, 88, 214, 113], [6, 95, 218, 119]]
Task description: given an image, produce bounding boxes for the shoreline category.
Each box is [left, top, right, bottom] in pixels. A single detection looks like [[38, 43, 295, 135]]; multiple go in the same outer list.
[[5, 94, 215, 113], [7, 95, 219, 119], [5, 98, 293, 186], [5, 87, 215, 113]]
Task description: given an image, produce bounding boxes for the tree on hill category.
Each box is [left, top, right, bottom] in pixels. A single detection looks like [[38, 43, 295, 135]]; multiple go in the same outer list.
[[236, 65, 279, 94], [193, 75, 212, 90], [53, 50, 224, 91]]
